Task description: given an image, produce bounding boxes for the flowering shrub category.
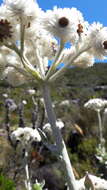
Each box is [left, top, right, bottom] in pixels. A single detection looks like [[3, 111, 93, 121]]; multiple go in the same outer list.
[[0, 0, 107, 85], [0, 0, 107, 190]]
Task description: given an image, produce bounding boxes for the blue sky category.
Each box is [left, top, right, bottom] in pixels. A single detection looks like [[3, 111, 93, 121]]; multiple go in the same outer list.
[[37, 0, 107, 26], [0, 0, 106, 26]]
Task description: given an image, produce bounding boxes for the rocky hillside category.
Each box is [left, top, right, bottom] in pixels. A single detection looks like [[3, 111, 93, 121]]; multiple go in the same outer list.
[[0, 63, 107, 190], [55, 63, 107, 101]]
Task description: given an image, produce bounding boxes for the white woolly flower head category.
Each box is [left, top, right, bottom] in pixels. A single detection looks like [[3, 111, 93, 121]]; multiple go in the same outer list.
[[11, 127, 41, 146], [4, 0, 42, 25], [72, 52, 95, 68], [0, 17, 19, 45], [87, 22, 103, 39], [87, 23, 107, 59], [38, 7, 84, 43], [84, 98, 107, 112], [0, 3, 20, 44]]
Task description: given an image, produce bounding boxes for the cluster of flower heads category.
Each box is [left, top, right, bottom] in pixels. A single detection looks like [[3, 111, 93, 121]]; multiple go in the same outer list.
[[84, 98, 107, 112], [11, 127, 41, 148], [0, 0, 107, 85]]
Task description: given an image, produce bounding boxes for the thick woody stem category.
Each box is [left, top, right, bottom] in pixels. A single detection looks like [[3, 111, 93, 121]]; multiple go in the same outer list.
[[42, 82, 78, 190]]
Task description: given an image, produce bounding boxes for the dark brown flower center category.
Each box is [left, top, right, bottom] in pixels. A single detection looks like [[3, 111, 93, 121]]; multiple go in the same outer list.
[[103, 41, 107, 49], [58, 17, 69, 28], [0, 19, 13, 42]]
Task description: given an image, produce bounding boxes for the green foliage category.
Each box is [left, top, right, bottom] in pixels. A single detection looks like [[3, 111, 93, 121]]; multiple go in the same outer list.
[[78, 138, 97, 158], [68, 138, 98, 177], [33, 184, 43, 190], [33, 180, 45, 190], [0, 174, 16, 190], [96, 144, 107, 164]]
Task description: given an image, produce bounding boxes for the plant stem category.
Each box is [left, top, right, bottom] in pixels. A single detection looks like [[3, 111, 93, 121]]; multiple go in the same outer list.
[[45, 40, 64, 79], [49, 46, 91, 82], [42, 82, 78, 190], [24, 150, 32, 190], [97, 110, 103, 146]]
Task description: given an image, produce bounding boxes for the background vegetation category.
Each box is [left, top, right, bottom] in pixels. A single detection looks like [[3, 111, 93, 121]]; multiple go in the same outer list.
[[0, 63, 107, 189]]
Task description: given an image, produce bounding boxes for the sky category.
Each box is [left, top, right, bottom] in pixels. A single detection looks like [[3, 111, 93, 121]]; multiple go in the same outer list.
[[1, 0, 106, 26], [0, 0, 106, 27], [37, 0, 107, 26]]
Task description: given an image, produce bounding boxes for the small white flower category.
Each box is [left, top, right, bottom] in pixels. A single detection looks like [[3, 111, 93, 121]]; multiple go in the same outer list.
[[59, 100, 70, 107], [43, 119, 64, 133], [11, 127, 41, 145], [56, 119, 64, 129], [22, 100, 27, 105], [38, 7, 84, 42], [42, 119, 64, 143], [2, 93, 8, 98], [84, 98, 107, 111], [43, 123, 52, 135], [27, 89, 36, 95]]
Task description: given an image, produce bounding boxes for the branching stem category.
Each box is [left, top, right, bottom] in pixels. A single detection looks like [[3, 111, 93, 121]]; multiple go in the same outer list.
[[42, 82, 78, 190]]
